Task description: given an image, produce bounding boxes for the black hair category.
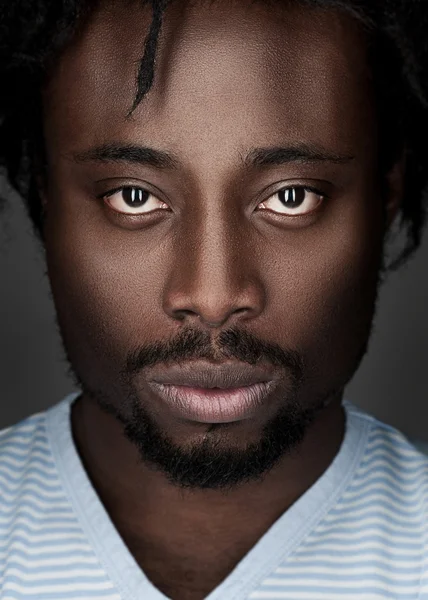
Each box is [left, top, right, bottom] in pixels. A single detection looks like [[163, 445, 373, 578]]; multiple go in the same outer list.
[[1, 0, 428, 269]]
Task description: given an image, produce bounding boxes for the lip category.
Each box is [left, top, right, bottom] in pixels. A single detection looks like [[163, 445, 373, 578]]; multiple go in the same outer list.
[[147, 361, 281, 389], [149, 381, 279, 423]]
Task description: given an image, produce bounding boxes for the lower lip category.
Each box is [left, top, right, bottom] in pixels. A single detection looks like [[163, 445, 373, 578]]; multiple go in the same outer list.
[[149, 381, 277, 423]]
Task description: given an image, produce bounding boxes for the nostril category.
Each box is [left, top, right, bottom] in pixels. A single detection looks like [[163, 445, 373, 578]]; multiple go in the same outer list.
[[176, 309, 197, 321]]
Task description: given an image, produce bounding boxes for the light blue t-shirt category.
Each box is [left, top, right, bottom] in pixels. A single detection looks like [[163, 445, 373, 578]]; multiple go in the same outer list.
[[1, 392, 428, 599]]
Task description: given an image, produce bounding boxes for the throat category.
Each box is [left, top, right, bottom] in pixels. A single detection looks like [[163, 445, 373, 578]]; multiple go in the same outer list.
[[121, 534, 255, 600]]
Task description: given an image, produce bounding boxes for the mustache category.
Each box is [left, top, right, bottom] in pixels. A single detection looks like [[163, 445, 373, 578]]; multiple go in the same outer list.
[[123, 326, 305, 386]]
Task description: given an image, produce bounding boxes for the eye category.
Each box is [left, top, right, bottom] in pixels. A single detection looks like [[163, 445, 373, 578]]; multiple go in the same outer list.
[[103, 186, 168, 215], [258, 186, 325, 216]]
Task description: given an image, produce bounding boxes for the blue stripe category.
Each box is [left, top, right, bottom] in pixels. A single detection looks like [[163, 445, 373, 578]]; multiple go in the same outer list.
[[2, 547, 98, 561]]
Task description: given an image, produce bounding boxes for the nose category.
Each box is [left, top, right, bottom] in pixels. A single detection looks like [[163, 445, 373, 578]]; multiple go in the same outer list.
[[162, 216, 265, 329]]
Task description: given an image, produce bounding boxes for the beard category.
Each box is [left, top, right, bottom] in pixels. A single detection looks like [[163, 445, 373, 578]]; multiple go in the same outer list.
[[66, 323, 370, 493], [87, 386, 322, 492]]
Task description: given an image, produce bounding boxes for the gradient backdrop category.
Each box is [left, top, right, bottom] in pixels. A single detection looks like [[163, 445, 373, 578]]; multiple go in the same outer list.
[[1, 179, 427, 445]]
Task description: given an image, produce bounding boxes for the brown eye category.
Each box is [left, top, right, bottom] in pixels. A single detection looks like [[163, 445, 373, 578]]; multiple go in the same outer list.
[[122, 187, 150, 207], [104, 186, 167, 215], [278, 187, 306, 208], [259, 186, 324, 216]]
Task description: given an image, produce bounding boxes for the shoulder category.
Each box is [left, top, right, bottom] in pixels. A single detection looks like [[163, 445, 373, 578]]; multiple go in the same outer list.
[[346, 400, 428, 461], [0, 400, 119, 598], [0, 408, 54, 468], [0, 408, 62, 511], [344, 400, 428, 514]]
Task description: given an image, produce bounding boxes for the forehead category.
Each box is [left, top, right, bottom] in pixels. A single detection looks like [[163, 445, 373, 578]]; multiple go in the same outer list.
[[43, 0, 374, 161]]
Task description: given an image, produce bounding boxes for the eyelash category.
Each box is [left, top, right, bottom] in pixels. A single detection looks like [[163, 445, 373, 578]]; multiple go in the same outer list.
[[101, 184, 328, 217]]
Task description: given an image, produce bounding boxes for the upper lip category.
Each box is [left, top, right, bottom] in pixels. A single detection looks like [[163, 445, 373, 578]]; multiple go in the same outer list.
[[147, 362, 280, 389]]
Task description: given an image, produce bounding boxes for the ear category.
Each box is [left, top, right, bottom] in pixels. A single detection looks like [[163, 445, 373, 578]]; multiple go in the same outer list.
[[383, 151, 406, 230]]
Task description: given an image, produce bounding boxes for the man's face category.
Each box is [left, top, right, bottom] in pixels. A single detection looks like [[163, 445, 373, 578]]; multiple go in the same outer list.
[[41, 0, 386, 489]]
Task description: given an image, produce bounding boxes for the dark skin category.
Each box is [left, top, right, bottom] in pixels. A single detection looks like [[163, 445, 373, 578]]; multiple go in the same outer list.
[[40, 1, 403, 599]]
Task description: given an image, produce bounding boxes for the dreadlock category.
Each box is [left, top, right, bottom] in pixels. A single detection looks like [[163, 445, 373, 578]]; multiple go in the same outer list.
[[0, 0, 428, 269], [129, 0, 170, 114]]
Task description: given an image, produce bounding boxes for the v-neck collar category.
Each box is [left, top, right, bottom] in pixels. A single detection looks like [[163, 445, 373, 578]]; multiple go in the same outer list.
[[46, 392, 370, 600]]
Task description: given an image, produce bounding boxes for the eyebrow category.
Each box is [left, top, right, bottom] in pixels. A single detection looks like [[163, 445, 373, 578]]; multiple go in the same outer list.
[[243, 144, 355, 167], [71, 141, 355, 170], [72, 143, 179, 169]]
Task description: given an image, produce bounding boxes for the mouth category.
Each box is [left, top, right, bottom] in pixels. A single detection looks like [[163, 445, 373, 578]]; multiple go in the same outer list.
[[148, 381, 278, 423], [146, 361, 281, 423]]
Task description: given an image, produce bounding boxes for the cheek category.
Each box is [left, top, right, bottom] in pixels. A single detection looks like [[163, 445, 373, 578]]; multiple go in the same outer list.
[[44, 205, 168, 375], [268, 201, 384, 384]]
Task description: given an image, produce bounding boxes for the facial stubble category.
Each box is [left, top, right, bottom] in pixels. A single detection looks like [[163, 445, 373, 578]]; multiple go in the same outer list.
[[66, 318, 374, 492]]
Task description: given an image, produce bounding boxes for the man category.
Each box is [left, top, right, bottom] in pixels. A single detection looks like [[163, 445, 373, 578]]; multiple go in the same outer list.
[[1, 0, 428, 598]]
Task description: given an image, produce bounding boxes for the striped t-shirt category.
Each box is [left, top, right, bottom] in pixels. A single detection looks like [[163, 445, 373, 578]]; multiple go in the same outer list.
[[1, 392, 428, 600]]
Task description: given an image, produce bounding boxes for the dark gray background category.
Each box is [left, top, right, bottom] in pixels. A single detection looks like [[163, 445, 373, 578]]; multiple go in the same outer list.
[[1, 180, 427, 444]]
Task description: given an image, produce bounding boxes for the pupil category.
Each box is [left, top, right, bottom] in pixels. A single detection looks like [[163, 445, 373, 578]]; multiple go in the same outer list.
[[279, 188, 305, 207], [123, 187, 148, 207]]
